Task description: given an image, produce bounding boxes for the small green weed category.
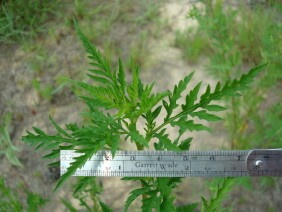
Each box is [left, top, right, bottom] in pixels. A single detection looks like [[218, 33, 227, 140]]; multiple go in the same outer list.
[[0, 0, 59, 43], [32, 76, 69, 102], [32, 79, 54, 102], [0, 177, 47, 211], [0, 112, 22, 167], [67, 0, 164, 68], [176, 1, 281, 82], [21, 20, 266, 211]]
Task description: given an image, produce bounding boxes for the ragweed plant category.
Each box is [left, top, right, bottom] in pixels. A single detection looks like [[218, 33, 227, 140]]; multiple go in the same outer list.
[[22, 20, 266, 211]]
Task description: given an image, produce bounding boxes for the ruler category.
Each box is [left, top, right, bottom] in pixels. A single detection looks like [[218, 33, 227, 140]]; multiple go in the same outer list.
[[60, 149, 282, 177]]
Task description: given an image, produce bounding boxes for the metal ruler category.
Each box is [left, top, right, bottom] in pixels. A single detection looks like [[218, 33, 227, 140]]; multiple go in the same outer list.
[[60, 149, 282, 177]]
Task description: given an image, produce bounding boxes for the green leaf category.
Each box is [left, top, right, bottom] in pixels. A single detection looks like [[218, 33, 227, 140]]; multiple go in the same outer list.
[[66, 123, 79, 132], [143, 105, 163, 135], [32, 126, 45, 135], [142, 189, 162, 212], [182, 82, 202, 110], [201, 196, 208, 210], [125, 186, 151, 212], [200, 84, 210, 103], [207, 63, 267, 102], [201, 178, 235, 212], [154, 64, 266, 134], [157, 177, 172, 195], [178, 137, 193, 150], [110, 135, 120, 157], [129, 83, 161, 119], [48, 161, 60, 167], [86, 73, 112, 85], [121, 177, 148, 181], [74, 19, 110, 73], [127, 65, 140, 105], [43, 141, 61, 150], [152, 105, 162, 119], [76, 81, 117, 109], [54, 147, 101, 191], [117, 58, 126, 93], [164, 72, 194, 121], [203, 104, 226, 111], [5, 147, 22, 167], [154, 130, 180, 151], [61, 198, 77, 212], [127, 129, 148, 148], [236, 63, 267, 87], [176, 203, 198, 212], [133, 90, 169, 120], [160, 196, 176, 212], [88, 69, 110, 78], [42, 149, 60, 159], [73, 177, 95, 195], [171, 117, 211, 134], [99, 201, 113, 212], [191, 110, 223, 122]]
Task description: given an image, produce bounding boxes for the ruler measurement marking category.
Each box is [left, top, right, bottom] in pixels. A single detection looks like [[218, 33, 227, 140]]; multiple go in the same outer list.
[[60, 150, 282, 177]]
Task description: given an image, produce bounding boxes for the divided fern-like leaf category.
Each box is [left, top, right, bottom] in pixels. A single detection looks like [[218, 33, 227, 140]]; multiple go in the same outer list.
[[126, 128, 149, 148], [74, 19, 110, 74], [163, 72, 194, 121], [203, 104, 226, 112], [171, 117, 211, 135], [117, 58, 126, 93], [177, 137, 193, 150], [76, 81, 118, 109], [55, 146, 103, 191], [99, 201, 113, 212], [125, 186, 152, 212], [182, 82, 202, 110], [201, 178, 235, 212], [49, 115, 72, 138], [153, 63, 267, 134], [191, 110, 223, 122], [154, 129, 180, 151], [141, 189, 162, 212], [127, 65, 140, 105]]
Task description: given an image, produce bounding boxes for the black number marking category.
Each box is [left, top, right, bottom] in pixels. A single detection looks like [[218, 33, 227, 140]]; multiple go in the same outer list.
[[210, 156, 215, 161], [253, 165, 259, 170], [264, 155, 270, 159], [183, 156, 188, 161], [130, 155, 136, 161]]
